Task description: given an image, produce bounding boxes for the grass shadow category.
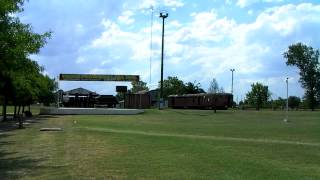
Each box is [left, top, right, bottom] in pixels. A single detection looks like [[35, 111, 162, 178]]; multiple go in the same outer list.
[[33, 115, 59, 121], [0, 120, 20, 133], [0, 122, 67, 179], [0, 154, 43, 179], [0, 115, 59, 133], [0, 133, 42, 179], [165, 109, 222, 116]]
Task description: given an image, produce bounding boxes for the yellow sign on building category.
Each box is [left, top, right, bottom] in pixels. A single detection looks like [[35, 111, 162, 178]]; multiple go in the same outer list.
[[59, 74, 139, 82]]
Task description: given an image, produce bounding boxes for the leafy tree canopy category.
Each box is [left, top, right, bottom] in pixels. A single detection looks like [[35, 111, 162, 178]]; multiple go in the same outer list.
[[159, 76, 205, 98], [0, 0, 52, 122], [246, 82, 271, 110], [288, 96, 301, 109], [271, 97, 286, 110], [160, 76, 185, 98], [284, 42, 320, 110], [207, 78, 224, 93], [184, 81, 205, 94], [131, 81, 149, 93]]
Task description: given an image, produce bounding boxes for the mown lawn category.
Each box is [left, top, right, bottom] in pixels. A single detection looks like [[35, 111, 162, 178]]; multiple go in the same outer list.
[[0, 105, 41, 116], [0, 109, 319, 179]]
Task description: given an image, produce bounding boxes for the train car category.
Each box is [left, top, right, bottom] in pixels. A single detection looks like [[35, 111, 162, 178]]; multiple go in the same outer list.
[[125, 93, 151, 109], [168, 93, 233, 110], [96, 95, 118, 108]]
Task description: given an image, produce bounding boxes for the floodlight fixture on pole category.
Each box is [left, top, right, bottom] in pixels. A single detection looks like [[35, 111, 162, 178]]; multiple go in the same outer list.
[[159, 11, 168, 110], [230, 69, 235, 94]]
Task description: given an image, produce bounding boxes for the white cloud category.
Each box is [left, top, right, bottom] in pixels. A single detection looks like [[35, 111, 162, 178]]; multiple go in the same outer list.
[[92, 18, 141, 47], [85, 3, 320, 98], [172, 3, 319, 96], [75, 23, 85, 34], [186, 11, 236, 42], [101, 59, 112, 65], [76, 56, 86, 64], [88, 68, 107, 74], [138, 0, 157, 9], [225, 0, 232, 5], [236, 0, 286, 8], [163, 0, 184, 7], [133, 0, 185, 10], [118, 10, 135, 25]]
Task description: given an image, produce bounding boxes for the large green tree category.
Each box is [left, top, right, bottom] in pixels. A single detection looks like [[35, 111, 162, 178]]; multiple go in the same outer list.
[[288, 96, 301, 109], [207, 78, 224, 93], [284, 43, 320, 110], [184, 81, 205, 94], [1, 0, 51, 121], [130, 81, 149, 93], [272, 97, 286, 110], [246, 83, 271, 110], [159, 77, 205, 98], [160, 76, 186, 98], [37, 75, 58, 106], [11, 58, 56, 128]]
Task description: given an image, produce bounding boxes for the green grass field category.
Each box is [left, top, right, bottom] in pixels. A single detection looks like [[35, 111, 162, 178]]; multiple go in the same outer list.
[[0, 105, 41, 116], [1, 109, 320, 179]]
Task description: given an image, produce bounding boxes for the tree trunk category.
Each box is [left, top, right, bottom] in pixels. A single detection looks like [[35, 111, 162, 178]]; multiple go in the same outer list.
[[213, 97, 217, 113], [309, 92, 315, 111], [311, 97, 315, 111], [14, 104, 17, 118], [22, 106, 25, 114], [17, 105, 24, 129], [28, 105, 30, 112], [18, 115, 23, 129], [17, 105, 21, 115], [256, 104, 260, 111], [2, 96, 8, 121]]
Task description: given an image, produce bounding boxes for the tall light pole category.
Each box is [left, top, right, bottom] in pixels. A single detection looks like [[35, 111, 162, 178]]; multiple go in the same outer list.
[[284, 77, 289, 122], [230, 69, 235, 94], [159, 12, 168, 110], [56, 75, 60, 108]]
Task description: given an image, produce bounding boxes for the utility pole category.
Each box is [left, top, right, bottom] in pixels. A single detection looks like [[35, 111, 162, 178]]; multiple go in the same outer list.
[[159, 12, 168, 110]]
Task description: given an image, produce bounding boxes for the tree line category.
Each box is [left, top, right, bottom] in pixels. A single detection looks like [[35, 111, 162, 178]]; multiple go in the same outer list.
[[117, 77, 210, 101], [240, 91, 303, 111], [4, 2, 317, 116], [243, 43, 320, 110], [0, 0, 56, 124], [130, 43, 319, 111], [128, 76, 223, 99]]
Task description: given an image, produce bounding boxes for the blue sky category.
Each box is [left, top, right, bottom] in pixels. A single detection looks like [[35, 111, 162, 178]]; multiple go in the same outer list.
[[19, 0, 320, 101]]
